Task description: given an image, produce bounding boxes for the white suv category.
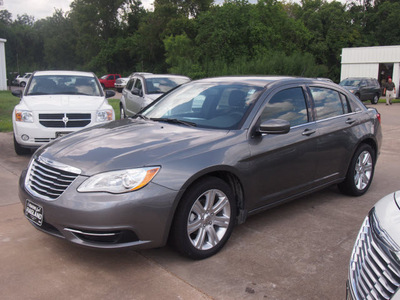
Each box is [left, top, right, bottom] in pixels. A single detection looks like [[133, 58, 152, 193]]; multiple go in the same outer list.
[[12, 70, 115, 155], [119, 74, 190, 118]]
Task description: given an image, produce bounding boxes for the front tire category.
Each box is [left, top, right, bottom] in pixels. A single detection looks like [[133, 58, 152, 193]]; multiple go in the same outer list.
[[171, 177, 236, 259], [13, 135, 30, 155], [338, 144, 375, 196], [120, 104, 126, 119]]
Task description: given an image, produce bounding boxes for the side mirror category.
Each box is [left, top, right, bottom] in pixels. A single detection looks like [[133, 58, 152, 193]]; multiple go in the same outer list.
[[258, 119, 290, 135], [105, 90, 116, 98], [12, 90, 22, 98]]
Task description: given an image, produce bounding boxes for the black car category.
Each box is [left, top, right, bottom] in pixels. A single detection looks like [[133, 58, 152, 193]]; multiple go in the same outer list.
[[339, 77, 381, 104], [19, 76, 382, 259]]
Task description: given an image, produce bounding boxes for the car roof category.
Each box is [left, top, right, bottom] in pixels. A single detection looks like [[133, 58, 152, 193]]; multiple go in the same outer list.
[[138, 74, 190, 80], [190, 76, 335, 88], [343, 77, 375, 80], [33, 70, 95, 77]]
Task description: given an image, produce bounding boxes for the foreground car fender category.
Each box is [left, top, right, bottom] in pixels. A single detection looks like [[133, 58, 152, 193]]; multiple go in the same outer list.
[[348, 191, 400, 299]]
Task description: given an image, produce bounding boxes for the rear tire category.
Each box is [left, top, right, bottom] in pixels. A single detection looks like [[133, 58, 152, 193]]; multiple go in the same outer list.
[[171, 177, 236, 259], [20, 82, 26, 87], [338, 144, 375, 196], [14, 135, 31, 155], [371, 94, 379, 104]]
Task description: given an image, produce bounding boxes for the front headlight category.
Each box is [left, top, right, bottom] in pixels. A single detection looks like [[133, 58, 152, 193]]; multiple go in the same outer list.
[[15, 110, 33, 122], [96, 109, 114, 122], [77, 167, 160, 193]]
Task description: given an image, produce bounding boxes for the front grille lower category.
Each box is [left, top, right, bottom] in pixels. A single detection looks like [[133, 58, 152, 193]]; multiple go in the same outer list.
[[39, 113, 91, 128], [349, 214, 400, 299], [26, 157, 80, 200]]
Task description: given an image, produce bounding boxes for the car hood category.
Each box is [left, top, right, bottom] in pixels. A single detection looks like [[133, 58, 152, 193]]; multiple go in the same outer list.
[[21, 95, 108, 111], [36, 118, 232, 175]]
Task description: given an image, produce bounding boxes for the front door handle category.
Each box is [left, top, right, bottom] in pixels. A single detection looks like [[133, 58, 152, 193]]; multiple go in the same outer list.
[[302, 129, 316, 136]]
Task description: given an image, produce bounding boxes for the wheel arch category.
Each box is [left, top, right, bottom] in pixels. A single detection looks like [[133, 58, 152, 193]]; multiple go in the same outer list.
[[165, 168, 247, 245], [357, 137, 378, 162], [344, 137, 378, 174]]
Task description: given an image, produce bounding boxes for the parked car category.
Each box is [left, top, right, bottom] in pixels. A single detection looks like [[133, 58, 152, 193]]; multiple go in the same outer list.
[[99, 74, 121, 89], [339, 77, 381, 104], [15, 72, 32, 87], [19, 76, 382, 259], [115, 72, 152, 93], [115, 77, 128, 93], [12, 70, 115, 155], [347, 191, 400, 299], [119, 73, 190, 118]]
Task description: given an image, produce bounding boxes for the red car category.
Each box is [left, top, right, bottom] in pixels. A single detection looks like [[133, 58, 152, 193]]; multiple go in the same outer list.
[[99, 74, 121, 89]]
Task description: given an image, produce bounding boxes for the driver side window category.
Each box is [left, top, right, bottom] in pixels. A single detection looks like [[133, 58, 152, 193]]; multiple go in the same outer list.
[[260, 87, 308, 127], [134, 79, 143, 92]]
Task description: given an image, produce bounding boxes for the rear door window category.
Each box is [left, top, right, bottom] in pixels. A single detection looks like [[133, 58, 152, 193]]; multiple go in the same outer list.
[[310, 87, 345, 121]]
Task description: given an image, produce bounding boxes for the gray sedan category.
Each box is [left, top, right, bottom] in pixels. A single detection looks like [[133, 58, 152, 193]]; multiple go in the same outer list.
[[19, 76, 382, 259]]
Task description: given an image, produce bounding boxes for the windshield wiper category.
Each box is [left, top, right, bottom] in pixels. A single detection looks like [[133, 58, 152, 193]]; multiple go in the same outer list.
[[133, 114, 149, 120], [151, 118, 197, 127]]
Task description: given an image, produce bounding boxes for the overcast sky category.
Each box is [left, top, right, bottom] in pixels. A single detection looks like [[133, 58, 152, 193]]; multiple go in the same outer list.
[[1, 0, 350, 21], [0, 0, 154, 20]]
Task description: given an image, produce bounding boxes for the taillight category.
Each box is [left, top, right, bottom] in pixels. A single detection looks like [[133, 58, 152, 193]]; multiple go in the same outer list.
[[376, 112, 381, 124]]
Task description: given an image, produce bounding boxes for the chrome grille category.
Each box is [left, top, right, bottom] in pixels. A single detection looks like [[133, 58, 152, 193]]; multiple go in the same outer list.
[[25, 157, 81, 200], [39, 113, 91, 128], [349, 214, 400, 299]]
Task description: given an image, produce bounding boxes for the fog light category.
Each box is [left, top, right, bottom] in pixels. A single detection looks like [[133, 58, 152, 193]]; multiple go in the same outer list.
[[21, 134, 29, 141]]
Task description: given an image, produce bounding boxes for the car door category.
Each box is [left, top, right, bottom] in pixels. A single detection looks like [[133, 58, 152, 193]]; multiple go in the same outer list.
[[309, 86, 358, 184], [359, 79, 370, 101], [128, 78, 145, 114], [247, 86, 318, 209], [123, 78, 136, 116]]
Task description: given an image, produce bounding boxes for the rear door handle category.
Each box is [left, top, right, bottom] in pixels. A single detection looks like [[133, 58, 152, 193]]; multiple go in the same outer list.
[[302, 129, 316, 136], [346, 118, 356, 125]]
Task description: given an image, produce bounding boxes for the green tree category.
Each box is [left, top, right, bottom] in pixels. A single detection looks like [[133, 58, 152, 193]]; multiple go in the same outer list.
[[34, 10, 77, 69], [69, 0, 127, 70]]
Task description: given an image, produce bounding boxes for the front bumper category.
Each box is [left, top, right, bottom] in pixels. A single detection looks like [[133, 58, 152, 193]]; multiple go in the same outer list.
[[19, 170, 179, 249], [14, 122, 79, 148]]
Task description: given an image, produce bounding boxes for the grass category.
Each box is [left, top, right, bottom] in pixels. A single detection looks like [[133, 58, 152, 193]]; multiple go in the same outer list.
[[0, 91, 18, 132], [0, 90, 121, 132]]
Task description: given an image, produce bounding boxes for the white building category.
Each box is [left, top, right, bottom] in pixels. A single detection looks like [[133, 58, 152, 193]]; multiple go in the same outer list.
[[341, 45, 400, 97], [0, 38, 7, 90]]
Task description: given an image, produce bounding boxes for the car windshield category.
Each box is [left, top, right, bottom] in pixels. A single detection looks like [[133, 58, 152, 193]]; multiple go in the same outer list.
[[340, 79, 361, 87], [142, 81, 263, 129], [145, 77, 190, 94], [26, 75, 102, 96]]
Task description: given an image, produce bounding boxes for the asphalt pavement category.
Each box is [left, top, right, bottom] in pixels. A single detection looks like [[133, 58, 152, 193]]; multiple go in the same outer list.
[[1, 103, 399, 299]]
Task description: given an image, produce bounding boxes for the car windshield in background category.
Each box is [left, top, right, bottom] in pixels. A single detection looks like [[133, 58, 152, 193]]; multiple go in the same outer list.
[[339, 79, 361, 86], [145, 77, 190, 94], [26, 75, 102, 96], [142, 82, 263, 129]]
